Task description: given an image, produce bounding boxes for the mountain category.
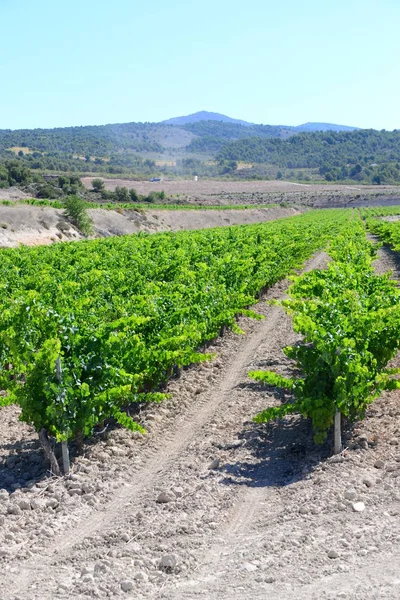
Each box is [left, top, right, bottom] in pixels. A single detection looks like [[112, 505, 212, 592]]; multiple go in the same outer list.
[[295, 122, 358, 132], [162, 111, 253, 127]]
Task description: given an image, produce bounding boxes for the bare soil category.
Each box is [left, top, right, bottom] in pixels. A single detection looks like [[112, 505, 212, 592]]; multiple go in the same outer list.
[[0, 205, 299, 248], [0, 247, 399, 599], [81, 177, 400, 208], [0, 187, 31, 200]]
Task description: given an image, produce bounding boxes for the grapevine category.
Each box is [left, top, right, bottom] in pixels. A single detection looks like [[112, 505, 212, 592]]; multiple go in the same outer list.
[[250, 215, 400, 447]]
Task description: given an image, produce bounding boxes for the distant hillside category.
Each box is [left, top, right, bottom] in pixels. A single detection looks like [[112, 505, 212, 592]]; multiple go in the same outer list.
[[295, 122, 358, 133], [2, 114, 398, 186], [217, 129, 400, 169], [162, 111, 253, 127], [183, 121, 294, 154], [0, 116, 360, 161], [0, 122, 167, 155]]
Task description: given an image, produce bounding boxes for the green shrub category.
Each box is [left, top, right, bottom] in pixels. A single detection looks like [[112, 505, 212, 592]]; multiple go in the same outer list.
[[129, 188, 139, 202], [63, 196, 93, 236], [92, 178, 105, 192]]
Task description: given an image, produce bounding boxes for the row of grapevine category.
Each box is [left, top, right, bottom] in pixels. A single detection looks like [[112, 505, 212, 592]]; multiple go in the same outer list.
[[0, 211, 349, 472], [359, 206, 400, 219], [363, 211, 400, 250], [250, 215, 400, 449]]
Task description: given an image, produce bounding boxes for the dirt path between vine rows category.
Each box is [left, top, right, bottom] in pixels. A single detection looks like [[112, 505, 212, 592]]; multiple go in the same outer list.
[[1, 248, 400, 600]]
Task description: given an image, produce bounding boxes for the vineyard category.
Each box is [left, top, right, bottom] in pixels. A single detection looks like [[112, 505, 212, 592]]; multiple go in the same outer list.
[[0, 210, 349, 473], [1, 208, 400, 599]]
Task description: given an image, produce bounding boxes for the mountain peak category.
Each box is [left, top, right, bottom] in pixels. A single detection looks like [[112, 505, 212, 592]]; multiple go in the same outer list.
[[161, 111, 253, 127]]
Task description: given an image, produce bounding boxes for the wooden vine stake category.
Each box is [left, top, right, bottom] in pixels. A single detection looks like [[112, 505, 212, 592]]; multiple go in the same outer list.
[[56, 357, 70, 475], [334, 410, 342, 454]]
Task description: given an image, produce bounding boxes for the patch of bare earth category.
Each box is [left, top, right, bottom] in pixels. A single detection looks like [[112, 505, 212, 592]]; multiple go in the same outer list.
[[1, 247, 399, 599], [0, 187, 31, 201], [0, 205, 299, 248], [80, 177, 400, 208]]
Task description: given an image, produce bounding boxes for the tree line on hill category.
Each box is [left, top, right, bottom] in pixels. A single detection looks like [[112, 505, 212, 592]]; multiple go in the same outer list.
[[1, 121, 400, 185], [0, 148, 160, 178], [0, 160, 87, 198], [216, 129, 400, 183], [0, 122, 165, 155]]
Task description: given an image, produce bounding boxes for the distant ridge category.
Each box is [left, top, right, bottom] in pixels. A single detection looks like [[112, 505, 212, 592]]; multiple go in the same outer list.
[[295, 122, 358, 132], [162, 112, 357, 132], [162, 111, 253, 127]]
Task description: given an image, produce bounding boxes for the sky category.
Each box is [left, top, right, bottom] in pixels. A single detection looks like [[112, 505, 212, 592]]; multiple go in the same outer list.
[[0, 0, 399, 130]]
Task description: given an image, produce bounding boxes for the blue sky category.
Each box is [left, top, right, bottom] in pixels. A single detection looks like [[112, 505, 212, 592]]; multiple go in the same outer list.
[[1, 0, 399, 130]]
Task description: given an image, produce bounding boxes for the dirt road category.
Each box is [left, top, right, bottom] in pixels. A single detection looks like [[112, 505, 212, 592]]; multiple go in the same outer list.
[[1, 246, 399, 599]]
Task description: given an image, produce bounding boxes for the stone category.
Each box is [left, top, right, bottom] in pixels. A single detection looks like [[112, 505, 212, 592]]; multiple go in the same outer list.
[[389, 439, 399, 446], [0, 489, 10, 502], [344, 488, 357, 501], [121, 580, 134, 592], [328, 550, 339, 559], [226, 440, 242, 450], [81, 482, 96, 494], [156, 491, 175, 504], [121, 533, 130, 542], [299, 506, 308, 515], [160, 554, 179, 570], [133, 571, 148, 582], [362, 478, 373, 488], [68, 487, 83, 496], [242, 562, 258, 572], [386, 465, 398, 473], [7, 504, 21, 516], [40, 526, 54, 537], [96, 452, 109, 462], [31, 498, 45, 510], [45, 497, 59, 509], [94, 561, 110, 575], [374, 460, 385, 469], [209, 459, 220, 470], [6, 456, 18, 468], [110, 447, 125, 457], [18, 499, 31, 511], [352, 502, 365, 512]]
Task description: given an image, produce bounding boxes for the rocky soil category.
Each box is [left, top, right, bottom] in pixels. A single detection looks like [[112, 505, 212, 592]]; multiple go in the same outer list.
[[0, 247, 399, 599]]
